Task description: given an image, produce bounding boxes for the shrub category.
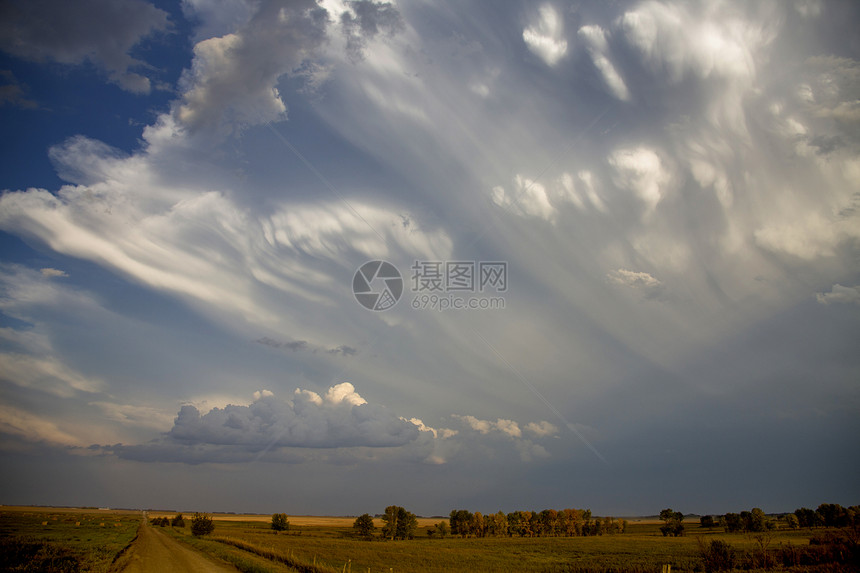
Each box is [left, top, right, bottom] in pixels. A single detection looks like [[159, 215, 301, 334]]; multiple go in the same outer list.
[[271, 513, 290, 531], [191, 512, 215, 536], [353, 513, 375, 538], [171, 513, 185, 527], [699, 539, 736, 572]]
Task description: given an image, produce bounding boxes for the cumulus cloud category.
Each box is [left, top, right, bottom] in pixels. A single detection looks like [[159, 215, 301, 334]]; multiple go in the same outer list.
[[525, 420, 558, 437], [0, 0, 169, 93], [816, 284, 860, 305], [176, 0, 329, 134], [454, 415, 555, 462], [578, 25, 631, 101], [140, 383, 418, 453], [523, 4, 568, 67]]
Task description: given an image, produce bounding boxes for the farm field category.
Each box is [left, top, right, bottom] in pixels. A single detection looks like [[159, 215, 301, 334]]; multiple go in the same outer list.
[[1, 506, 858, 573], [161, 516, 852, 573], [0, 506, 139, 572]]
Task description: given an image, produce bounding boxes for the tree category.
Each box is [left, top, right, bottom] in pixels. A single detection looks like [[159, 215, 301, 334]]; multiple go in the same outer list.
[[659, 508, 685, 537], [784, 514, 799, 530], [171, 513, 185, 528], [747, 508, 768, 532], [396, 509, 418, 540], [723, 512, 742, 532], [271, 513, 290, 531], [700, 515, 716, 528], [191, 513, 214, 536], [794, 507, 817, 528], [435, 520, 449, 538], [353, 514, 375, 538], [472, 512, 485, 538], [449, 509, 473, 537], [489, 511, 508, 537], [382, 506, 417, 540]]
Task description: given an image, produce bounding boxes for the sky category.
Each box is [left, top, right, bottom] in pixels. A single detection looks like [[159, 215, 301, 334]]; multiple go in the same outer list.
[[0, 0, 858, 517]]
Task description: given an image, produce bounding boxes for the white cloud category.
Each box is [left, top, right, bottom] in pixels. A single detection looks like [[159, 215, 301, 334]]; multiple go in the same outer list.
[[176, 0, 329, 134], [608, 147, 670, 213], [454, 415, 521, 438], [523, 4, 568, 67], [578, 25, 631, 102], [163, 383, 419, 449], [525, 420, 558, 437], [607, 269, 665, 301], [816, 284, 860, 305], [40, 268, 68, 278], [252, 389, 275, 401], [491, 175, 556, 221], [578, 170, 608, 213], [0, 0, 169, 93]]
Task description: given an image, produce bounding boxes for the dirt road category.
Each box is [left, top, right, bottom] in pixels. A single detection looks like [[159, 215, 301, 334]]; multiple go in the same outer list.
[[118, 518, 238, 573]]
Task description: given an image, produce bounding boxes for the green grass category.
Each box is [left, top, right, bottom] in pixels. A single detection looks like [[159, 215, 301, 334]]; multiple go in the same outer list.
[[168, 520, 857, 573], [0, 509, 139, 572]]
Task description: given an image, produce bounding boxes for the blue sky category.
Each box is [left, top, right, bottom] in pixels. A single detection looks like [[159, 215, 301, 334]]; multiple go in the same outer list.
[[0, 0, 858, 516]]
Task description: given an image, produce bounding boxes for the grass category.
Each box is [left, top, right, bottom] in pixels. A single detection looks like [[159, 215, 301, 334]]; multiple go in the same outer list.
[[0, 508, 139, 572], [162, 519, 852, 573], [2, 508, 856, 573]]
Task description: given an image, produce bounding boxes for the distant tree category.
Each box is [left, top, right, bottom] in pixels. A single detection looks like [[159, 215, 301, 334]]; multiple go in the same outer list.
[[191, 513, 214, 536], [353, 514, 376, 538], [794, 507, 818, 528], [723, 513, 742, 533], [449, 509, 473, 537], [435, 520, 448, 538], [271, 513, 290, 531], [171, 513, 185, 528], [489, 511, 508, 537], [580, 510, 592, 536], [382, 506, 400, 540], [784, 514, 799, 530], [382, 506, 417, 540], [659, 508, 685, 537], [396, 509, 418, 540], [473, 512, 487, 537], [817, 503, 848, 528], [700, 515, 716, 528], [747, 508, 769, 532]]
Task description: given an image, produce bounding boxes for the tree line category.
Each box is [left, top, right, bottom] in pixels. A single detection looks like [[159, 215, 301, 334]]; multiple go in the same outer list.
[[696, 503, 860, 534], [351, 507, 627, 540], [448, 508, 626, 537]]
